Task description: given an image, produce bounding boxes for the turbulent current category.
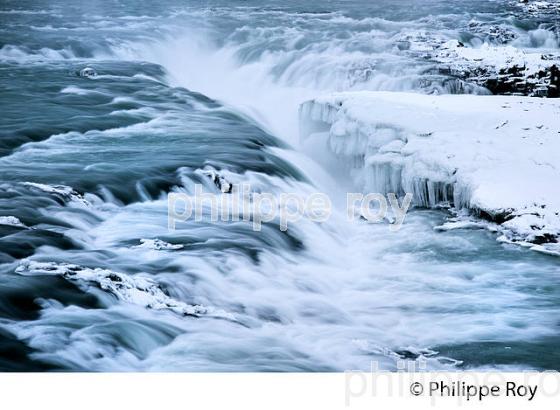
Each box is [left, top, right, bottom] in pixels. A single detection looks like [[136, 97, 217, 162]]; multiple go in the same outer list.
[[1, 0, 559, 371]]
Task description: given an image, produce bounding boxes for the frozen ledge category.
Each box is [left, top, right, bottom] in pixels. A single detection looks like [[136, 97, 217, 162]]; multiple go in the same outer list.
[[299, 91, 560, 252]]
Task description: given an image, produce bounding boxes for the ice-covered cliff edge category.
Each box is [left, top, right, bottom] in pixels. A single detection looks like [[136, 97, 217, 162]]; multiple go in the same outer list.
[[299, 91, 560, 253]]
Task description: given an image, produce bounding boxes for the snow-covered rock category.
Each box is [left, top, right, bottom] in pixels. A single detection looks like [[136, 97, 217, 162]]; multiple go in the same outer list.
[[299, 91, 560, 249], [15, 261, 234, 319], [466, 20, 518, 45], [434, 40, 560, 97], [200, 168, 233, 193], [133, 238, 184, 250], [0, 216, 27, 228], [517, 0, 560, 16], [393, 26, 559, 97], [23, 182, 89, 205], [78, 67, 97, 78]]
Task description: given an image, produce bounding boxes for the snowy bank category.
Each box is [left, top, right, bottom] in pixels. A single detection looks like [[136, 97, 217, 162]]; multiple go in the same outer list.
[[434, 40, 560, 97], [299, 91, 560, 252], [394, 24, 560, 97]]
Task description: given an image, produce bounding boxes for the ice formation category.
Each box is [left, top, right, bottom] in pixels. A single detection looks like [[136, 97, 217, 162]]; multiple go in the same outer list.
[[23, 182, 89, 205], [133, 238, 184, 250], [299, 91, 560, 250], [0, 216, 27, 228], [15, 261, 234, 319]]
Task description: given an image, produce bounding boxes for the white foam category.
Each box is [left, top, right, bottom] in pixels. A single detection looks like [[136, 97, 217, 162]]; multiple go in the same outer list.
[[60, 86, 94, 95], [0, 45, 77, 63]]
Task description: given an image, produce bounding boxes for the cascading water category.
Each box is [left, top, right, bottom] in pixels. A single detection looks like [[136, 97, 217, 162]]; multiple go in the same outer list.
[[1, 0, 559, 371]]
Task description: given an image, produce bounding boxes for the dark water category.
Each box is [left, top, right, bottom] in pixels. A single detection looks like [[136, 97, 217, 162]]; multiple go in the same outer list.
[[0, 0, 559, 371]]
